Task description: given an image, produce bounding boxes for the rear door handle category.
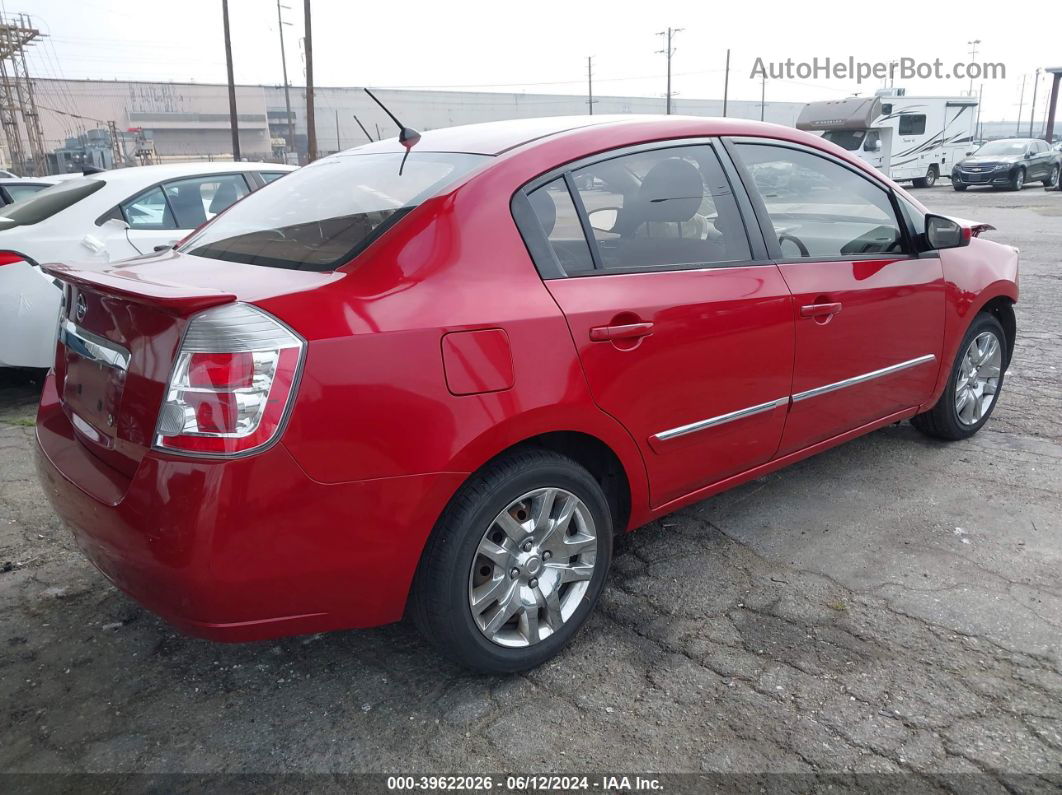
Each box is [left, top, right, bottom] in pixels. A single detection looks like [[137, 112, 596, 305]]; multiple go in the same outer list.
[[800, 302, 843, 319], [589, 321, 654, 341]]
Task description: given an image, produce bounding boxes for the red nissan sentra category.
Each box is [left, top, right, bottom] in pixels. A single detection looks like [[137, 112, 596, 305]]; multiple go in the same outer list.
[[35, 116, 1018, 672]]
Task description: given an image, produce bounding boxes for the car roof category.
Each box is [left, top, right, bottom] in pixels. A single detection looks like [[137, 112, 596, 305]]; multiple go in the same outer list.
[[340, 114, 821, 158]]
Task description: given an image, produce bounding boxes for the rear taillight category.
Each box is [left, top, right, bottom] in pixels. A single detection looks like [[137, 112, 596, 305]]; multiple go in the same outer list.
[[154, 303, 305, 456], [0, 250, 27, 266]]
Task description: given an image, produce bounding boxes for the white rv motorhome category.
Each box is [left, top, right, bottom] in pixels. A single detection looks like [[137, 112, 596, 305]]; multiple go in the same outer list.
[[796, 89, 978, 187]]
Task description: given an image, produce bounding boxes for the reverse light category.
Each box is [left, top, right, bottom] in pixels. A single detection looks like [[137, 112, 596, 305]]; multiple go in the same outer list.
[[154, 303, 305, 455]]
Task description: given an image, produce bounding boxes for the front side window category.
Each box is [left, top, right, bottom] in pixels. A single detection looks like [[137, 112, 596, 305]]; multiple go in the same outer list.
[[182, 152, 488, 271], [566, 144, 750, 271], [735, 143, 903, 259], [898, 114, 927, 136]]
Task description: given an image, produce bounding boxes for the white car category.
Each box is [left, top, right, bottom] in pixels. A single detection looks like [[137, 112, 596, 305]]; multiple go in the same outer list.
[[0, 161, 293, 368]]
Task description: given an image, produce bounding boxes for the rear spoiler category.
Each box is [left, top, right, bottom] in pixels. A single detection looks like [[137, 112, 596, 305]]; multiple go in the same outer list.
[[42, 262, 236, 315]]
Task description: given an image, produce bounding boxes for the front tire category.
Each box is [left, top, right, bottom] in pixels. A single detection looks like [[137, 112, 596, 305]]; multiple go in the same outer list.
[[1009, 168, 1025, 191], [1044, 164, 1059, 187], [410, 449, 613, 673], [953, 183, 968, 192], [912, 313, 1007, 441]]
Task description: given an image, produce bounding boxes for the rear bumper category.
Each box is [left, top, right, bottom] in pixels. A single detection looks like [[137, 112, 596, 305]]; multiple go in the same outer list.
[[34, 374, 466, 642]]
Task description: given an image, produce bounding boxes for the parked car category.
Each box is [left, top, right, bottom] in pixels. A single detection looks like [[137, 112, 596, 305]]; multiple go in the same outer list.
[[0, 178, 54, 205], [34, 116, 1018, 673], [0, 161, 295, 369], [952, 138, 1060, 191]]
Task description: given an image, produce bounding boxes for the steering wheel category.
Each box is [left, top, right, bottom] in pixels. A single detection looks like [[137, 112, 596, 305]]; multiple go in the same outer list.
[[778, 232, 810, 258]]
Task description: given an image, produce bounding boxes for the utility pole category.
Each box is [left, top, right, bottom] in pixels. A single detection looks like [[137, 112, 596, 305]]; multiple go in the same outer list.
[[976, 83, 984, 142], [656, 27, 683, 115], [275, 1, 295, 157], [221, 0, 241, 161], [1016, 74, 1026, 136], [760, 74, 766, 121], [587, 56, 594, 115], [0, 15, 47, 175], [303, 0, 317, 162], [722, 49, 730, 117], [335, 108, 340, 152], [967, 39, 980, 96], [107, 120, 124, 168], [1029, 68, 1041, 137]]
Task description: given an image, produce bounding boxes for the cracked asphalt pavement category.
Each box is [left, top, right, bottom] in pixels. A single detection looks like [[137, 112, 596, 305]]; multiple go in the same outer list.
[[1, 185, 1060, 789]]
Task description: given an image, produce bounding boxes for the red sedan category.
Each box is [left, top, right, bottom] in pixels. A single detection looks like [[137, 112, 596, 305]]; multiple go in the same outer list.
[[35, 116, 1018, 672]]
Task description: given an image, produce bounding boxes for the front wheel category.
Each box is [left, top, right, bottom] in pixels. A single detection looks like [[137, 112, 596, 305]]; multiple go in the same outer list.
[[912, 313, 1007, 441], [410, 449, 613, 673], [953, 183, 968, 192], [1009, 168, 1025, 191], [1044, 164, 1059, 187]]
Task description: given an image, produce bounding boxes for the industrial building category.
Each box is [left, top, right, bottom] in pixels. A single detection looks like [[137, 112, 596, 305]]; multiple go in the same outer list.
[[24, 77, 806, 171]]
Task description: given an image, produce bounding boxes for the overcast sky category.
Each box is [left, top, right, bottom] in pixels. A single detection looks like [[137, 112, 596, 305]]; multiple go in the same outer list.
[[17, 0, 1062, 122]]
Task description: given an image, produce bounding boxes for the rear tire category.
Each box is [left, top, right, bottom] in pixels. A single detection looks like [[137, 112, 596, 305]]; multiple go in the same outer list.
[[410, 449, 613, 673], [912, 313, 1007, 441]]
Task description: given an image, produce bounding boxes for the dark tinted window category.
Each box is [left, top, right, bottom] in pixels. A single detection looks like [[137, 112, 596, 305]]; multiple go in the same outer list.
[[899, 114, 927, 136], [822, 130, 866, 151], [568, 145, 750, 270], [182, 152, 487, 270], [0, 177, 105, 229], [527, 178, 594, 273], [735, 143, 903, 258]]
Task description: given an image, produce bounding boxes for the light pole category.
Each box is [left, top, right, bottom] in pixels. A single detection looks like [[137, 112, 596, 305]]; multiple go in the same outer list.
[[967, 39, 981, 96], [276, 1, 294, 158]]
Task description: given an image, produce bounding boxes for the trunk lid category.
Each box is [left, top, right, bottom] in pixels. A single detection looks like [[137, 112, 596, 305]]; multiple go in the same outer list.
[[42, 251, 341, 476]]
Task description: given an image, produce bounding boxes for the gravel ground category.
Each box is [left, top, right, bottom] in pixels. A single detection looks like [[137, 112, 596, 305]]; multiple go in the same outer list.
[[1, 184, 1060, 790]]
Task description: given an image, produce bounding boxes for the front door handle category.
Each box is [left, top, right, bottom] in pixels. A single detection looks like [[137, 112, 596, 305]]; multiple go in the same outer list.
[[800, 302, 843, 319], [589, 321, 654, 342]]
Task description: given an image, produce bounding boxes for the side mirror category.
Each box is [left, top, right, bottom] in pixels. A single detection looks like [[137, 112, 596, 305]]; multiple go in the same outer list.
[[588, 207, 619, 234], [925, 214, 968, 250], [1024, 151, 1034, 159]]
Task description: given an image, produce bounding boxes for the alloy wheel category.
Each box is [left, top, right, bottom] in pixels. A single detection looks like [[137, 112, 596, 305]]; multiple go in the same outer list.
[[468, 487, 598, 648], [955, 331, 1002, 426]]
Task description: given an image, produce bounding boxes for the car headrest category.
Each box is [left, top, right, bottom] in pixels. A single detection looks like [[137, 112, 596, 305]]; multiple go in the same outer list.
[[636, 158, 703, 223], [170, 185, 207, 227], [528, 188, 557, 237], [209, 180, 239, 214]]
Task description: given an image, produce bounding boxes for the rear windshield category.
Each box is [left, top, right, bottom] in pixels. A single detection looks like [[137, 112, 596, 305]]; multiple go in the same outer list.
[[180, 152, 489, 271], [0, 177, 105, 229]]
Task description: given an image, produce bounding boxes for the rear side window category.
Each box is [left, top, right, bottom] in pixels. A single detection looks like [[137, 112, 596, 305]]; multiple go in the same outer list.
[[164, 174, 250, 228], [3, 183, 46, 203], [0, 178, 105, 229], [181, 152, 488, 271], [568, 144, 751, 271], [527, 178, 594, 273], [899, 114, 926, 136]]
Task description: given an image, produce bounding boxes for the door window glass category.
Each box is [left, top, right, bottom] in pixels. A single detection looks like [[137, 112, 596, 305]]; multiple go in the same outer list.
[[735, 143, 903, 259], [526, 178, 594, 273], [121, 186, 175, 230], [568, 145, 750, 270], [163, 174, 250, 229]]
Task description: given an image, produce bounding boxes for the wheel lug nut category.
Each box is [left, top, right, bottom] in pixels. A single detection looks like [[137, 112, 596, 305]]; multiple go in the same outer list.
[[529, 578, 538, 589], [510, 568, 519, 579], [522, 540, 533, 552], [543, 550, 552, 560]]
